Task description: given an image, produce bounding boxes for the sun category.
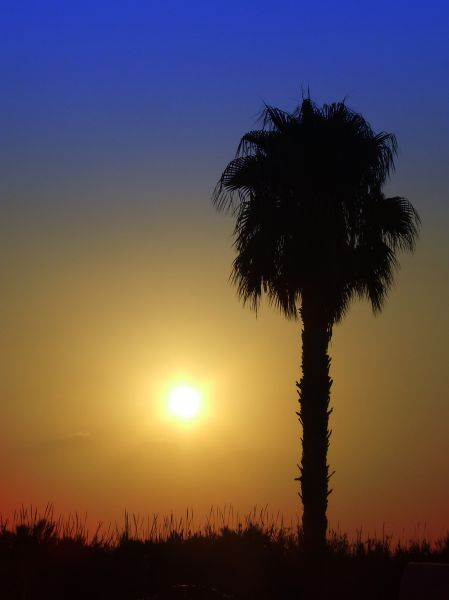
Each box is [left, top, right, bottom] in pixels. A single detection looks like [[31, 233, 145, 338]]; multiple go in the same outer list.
[[168, 385, 202, 420]]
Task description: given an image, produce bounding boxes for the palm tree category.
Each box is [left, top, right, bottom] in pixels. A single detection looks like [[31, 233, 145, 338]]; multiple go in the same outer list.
[[212, 98, 420, 557]]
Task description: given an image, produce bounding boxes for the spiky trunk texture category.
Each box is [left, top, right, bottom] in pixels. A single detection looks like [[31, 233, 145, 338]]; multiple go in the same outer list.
[[297, 291, 333, 558]]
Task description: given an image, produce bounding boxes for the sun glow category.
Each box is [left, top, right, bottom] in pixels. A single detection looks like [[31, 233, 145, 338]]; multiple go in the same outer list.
[[168, 385, 202, 420]]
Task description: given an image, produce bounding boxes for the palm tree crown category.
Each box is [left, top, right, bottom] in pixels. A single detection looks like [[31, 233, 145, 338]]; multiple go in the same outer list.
[[213, 99, 420, 323]]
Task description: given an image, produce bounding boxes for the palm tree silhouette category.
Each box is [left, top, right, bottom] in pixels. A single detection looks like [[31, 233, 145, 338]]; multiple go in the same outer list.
[[212, 97, 420, 557]]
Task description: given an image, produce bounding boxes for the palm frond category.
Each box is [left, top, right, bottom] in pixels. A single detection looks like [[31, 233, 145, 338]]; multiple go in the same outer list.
[[212, 155, 261, 212], [261, 104, 296, 132], [377, 195, 421, 251], [237, 130, 277, 157]]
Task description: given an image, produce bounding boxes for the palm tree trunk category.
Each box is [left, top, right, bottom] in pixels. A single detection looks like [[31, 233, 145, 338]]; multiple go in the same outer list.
[[297, 291, 333, 558]]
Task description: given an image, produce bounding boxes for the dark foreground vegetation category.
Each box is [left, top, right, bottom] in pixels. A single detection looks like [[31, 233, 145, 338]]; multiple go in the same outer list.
[[1, 505, 448, 599]]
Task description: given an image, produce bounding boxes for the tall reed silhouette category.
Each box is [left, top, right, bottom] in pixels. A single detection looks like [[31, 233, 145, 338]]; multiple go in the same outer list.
[[213, 97, 420, 559]]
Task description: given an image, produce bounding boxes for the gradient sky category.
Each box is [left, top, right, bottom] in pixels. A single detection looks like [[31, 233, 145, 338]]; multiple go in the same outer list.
[[1, 1, 448, 539]]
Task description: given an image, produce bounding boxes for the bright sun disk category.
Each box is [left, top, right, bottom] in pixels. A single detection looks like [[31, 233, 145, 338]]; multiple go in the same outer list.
[[168, 385, 201, 420]]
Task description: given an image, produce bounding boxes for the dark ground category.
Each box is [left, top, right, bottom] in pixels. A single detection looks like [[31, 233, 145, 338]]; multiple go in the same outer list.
[[1, 510, 448, 599]]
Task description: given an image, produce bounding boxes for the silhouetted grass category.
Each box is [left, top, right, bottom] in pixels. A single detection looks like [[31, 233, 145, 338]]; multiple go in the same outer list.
[[0, 504, 448, 599]]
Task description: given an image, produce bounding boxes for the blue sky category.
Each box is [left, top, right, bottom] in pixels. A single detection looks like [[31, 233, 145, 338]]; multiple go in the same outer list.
[[2, 1, 448, 218]]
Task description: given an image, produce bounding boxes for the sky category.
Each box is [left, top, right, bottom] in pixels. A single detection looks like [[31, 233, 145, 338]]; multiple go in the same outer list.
[[1, 0, 448, 539]]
